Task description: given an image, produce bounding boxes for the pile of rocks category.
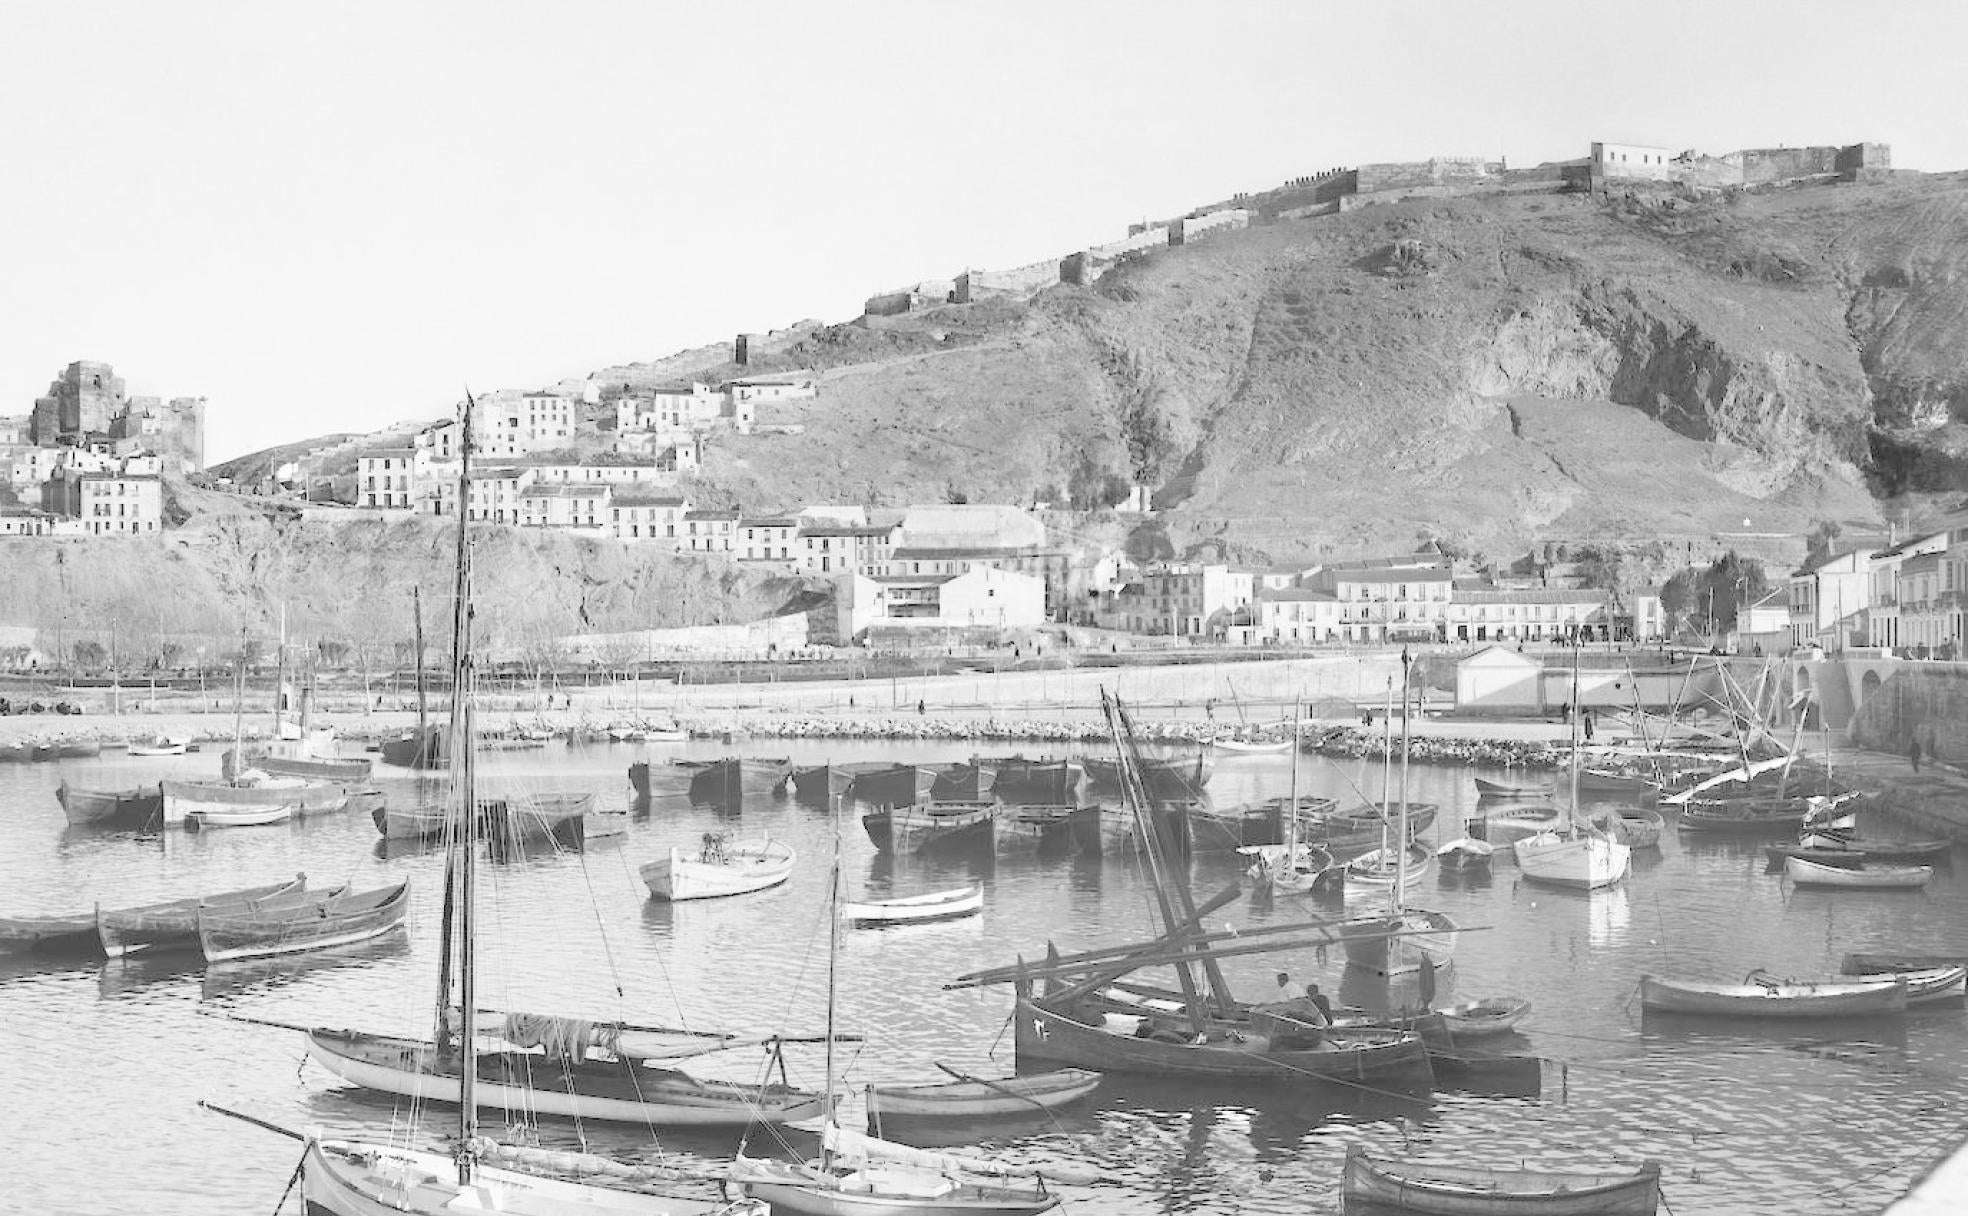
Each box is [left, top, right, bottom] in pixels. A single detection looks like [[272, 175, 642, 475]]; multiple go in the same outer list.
[[1306, 726, 1562, 769]]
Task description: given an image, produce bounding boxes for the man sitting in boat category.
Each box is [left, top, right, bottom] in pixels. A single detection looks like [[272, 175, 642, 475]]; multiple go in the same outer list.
[[1251, 972, 1331, 1049]]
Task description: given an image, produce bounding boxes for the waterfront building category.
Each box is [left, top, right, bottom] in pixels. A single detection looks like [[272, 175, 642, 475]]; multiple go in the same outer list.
[[1788, 548, 1876, 649], [836, 564, 1045, 640], [609, 494, 689, 545]]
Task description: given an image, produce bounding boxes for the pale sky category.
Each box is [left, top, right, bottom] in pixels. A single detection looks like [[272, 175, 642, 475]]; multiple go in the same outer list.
[[4, 1, 1964, 464]]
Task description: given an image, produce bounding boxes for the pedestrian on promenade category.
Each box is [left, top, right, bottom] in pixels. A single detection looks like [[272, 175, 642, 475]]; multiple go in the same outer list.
[[1582, 709, 1595, 741], [1910, 734, 1923, 773], [917, 699, 926, 716]]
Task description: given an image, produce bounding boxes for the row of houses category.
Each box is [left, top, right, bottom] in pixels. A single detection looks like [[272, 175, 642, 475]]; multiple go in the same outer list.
[[1788, 526, 1968, 658], [1, 442, 166, 537], [1092, 550, 1621, 646]]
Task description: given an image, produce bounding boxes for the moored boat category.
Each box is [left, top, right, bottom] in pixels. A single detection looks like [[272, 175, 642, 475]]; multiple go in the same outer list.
[[1435, 836, 1495, 871], [1344, 842, 1433, 892], [159, 771, 346, 827], [230, 747, 374, 782], [1678, 796, 1812, 834], [185, 803, 294, 829], [98, 876, 313, 957], [930, 761, 995, 802], [1784, 855, 1933, 890], [1438, 996, 1531, 1039], [863, 800, 997, 855], [865, 1067, 1101, 1120], [1841, 950, 1968, 975], [0, 910, 104, 955], [1638, 971, 1908, 1018], [685, 756, 792, 805], [844, 763, 937, 808], [56, 779, 163, 827], [641, 835, 794, 901], [841, 884, 982, 927], [483, 791, 591, 851], [1341, 1144, 1663, 1216], [1083, 748, 1213, 795], [994, 804, 1091, 854], [980, 756, 1078, 803], [1474, 776, 1549, 799], [196, 879, 411, 962], [127, 735, 191, 757], [1212, 735, 1291, 754], [1576, 766, 1655, 797]]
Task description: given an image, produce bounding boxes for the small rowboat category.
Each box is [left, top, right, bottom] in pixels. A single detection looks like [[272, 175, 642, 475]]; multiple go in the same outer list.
[[1784, 855, 1932, 890], [1342, 1145, 1663, 1216], [842, 885, 982, 927], [0, 910, 103, 955], [1842, 950, 1968, 975], [1577, 767, 1655, 796], [1639, 971, 1908, 1018], [197, 879, 411, 962], [1435, 836, 1494, 871], [98, 875, 315, 956], [1438, 996, 1531, 1039], [56, 780, 163, 827], [1474, 776, 1549, 799], [1344, 843, 1432, 892], [1794, 831, 1952, 862], [1889, 966, 1968, 1006], [863, 800, 997, 855], [186, 803, 294, 829], [641, 836, 795, 901], [1213, 736, 1292, 754], [866, 1066, 1101, 1121], [128, 735, 191, 757]]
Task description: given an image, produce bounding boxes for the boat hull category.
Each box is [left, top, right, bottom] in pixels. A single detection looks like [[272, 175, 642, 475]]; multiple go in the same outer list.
[[863, 802, 997, 855], [1784, 856, 1932, 889], [98, 877, 307, 957], [865, 1069, 1101, 1119], [159, 776, 345, 826], [1513, 832, 1629, 889], [1013, 998, 1433, 1083], [735, 1159, 1058, 1216], [56, 780, 162, 827], [306, 1031, 825, 1127], [641, 839, 794, 901], [299, 1137, 739, 1215], [196, 880, 410, 962], [1638, 973, 1908, 1017], [1341, 1147, 1662, 1216], [842, 885, 982, 926]]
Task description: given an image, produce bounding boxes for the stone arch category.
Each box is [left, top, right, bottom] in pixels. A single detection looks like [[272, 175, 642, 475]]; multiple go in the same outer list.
[[1859, 668, 1883, 710]]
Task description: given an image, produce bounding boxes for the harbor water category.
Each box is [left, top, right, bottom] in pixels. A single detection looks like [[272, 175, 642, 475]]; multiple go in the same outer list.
[[2, 737, 1963, 1215]]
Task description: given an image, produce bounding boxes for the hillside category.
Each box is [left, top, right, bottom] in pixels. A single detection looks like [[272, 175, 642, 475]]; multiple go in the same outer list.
[[664, 173, 1962, 564], [187, 172, 1968, 609]]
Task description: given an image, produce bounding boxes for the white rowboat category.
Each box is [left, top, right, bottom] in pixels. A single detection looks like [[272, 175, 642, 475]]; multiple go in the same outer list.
[[841, 885, 982, 927], [1784, 855, 1933, 890], [641, 837, 794, 902]]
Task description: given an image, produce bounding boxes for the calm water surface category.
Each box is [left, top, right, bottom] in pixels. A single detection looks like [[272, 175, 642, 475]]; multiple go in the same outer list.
[[2, 739, 1963, 1215]]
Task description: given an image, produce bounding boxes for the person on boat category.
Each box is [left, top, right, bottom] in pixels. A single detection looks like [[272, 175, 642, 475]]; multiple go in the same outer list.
[[1304, 982, 1333, 1022], [1582, 708, 1595, 741]]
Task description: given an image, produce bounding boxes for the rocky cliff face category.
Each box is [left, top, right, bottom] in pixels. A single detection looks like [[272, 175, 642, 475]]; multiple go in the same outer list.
[[0, 492, 798, 663]]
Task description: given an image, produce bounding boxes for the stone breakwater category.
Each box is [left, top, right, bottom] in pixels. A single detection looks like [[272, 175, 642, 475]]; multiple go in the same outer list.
[[1305, 727, 1564, 769]]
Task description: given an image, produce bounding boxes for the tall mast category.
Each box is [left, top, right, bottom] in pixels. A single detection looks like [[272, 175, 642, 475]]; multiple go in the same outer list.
[[1395, 648, 1412, 917], [274, 603, 287, 739], [1567, 639, 1581, 834], [1283, 701, 1301, 876], [231, 625, 247, 777], [412, 585, 428, 754], [1378, 676, 1393, 857], [445, 395, 480, 1184], [821, 794, 844, 1160]]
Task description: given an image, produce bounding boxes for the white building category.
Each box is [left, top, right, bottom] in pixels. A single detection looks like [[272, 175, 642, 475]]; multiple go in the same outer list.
[[836, 565, 1045, 640]]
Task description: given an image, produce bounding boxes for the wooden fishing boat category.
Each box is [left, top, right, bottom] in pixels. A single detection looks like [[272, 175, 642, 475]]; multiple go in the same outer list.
[[1576, 766, 1655, 797], [1841, 950, 1968, 975], [1013, 995, 1431, 1081], [1784, 855, 1933, 890], [1344, 842, 1433, 891], [685, 756, 791, 805], [97, 876, 312, 957], [372, 800, 455, 840], [300, 1136, 756, 1215], [865, 1067, 1101, 1120], [1677, 796, 1811, 834], [306, 1024, 825, 1128], [1095, 800, 1193, 855], [841, 885, 982, 927], [484, 792, 591, 850], [1212, 735, 1291, 754], [790, 762, 861, 802], [1335, 907, 1459, 978], [994, 804, 1091, 854], [1240, 841, 1341, 893], [845, 764, 937, 807], [0, 910, 103, 955], [863, 800, 997, 855], [1187, 799, 1288, 851], [1302, 801, 1438, 853], [380, 723, 444, 769], [231, 747, 374, 782], [1890, 966, 1968, 1005], [1341, 1145, 1663, 1216], [127, 735, 190, 757], [978, 756, 1078, 803], [159, 771, 345, 827], [56, 779, 163, 827], [930, 762, 995, 802], [1435, 836, 1495, 870], [1474, 776, 1549, 799], [1638, 971, 1908, 1018], [1083, 748, 1213, 794], [185, 802, 294, 829], [1515, 827, 1630, 889], [733, 1150, 1058, 1216], [641, 835, 794, 901], [1602, 808, 1665, 849], [1474, 804, 1561, 846], [1789, 830, 1953, 862], [1438, 996, 1532, 1039], [196, 879, 411, 962]]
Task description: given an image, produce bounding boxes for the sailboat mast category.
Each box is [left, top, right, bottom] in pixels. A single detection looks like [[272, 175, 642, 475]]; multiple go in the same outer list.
[[446, 394, 481, 1183], [821, 795, 844, 1163], [1284, 702, 1301, 871], [1395, 649, 1412, 915], [413, 584, 428, 744], [1567, 640, 1582, 832], [232, 626, 247, 773], [1378, 676, 1393, 855], [274, 603, 287, 740]]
